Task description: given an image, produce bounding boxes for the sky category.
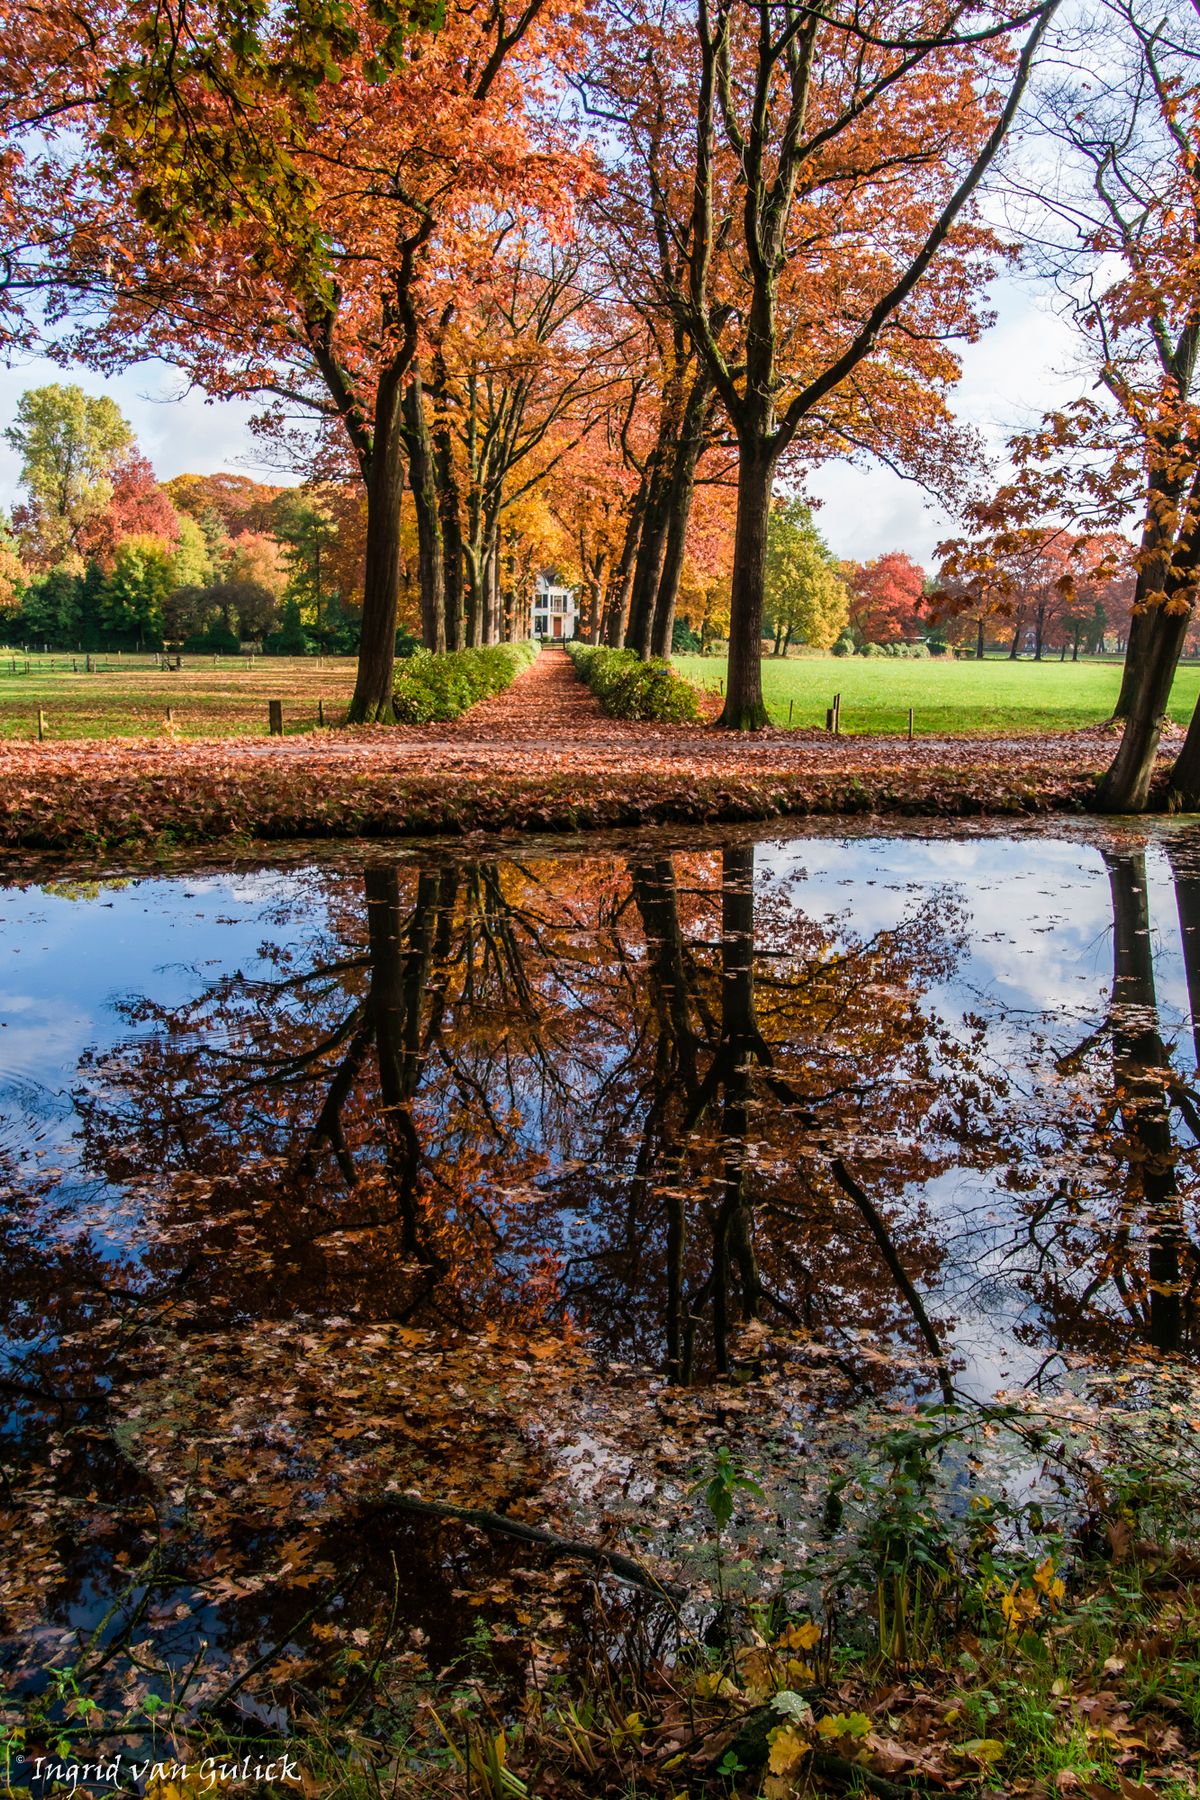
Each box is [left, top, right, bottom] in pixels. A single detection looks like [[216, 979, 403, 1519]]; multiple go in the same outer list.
[[0, 270, 1086, 572]]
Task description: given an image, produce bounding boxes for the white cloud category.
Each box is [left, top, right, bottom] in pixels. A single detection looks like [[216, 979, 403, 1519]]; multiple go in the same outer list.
[[0, 358, 293, 510], [801, 275, 1085, 566]]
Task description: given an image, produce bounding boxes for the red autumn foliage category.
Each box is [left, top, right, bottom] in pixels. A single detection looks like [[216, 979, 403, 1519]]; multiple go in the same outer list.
[[76, 452, 182, 565], [847, 553, 928, 645]]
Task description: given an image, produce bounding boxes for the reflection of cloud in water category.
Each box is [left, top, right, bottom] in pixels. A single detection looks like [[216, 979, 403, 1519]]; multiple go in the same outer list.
[[0, 872, 326, 1092], [756, 830, 1194, 1048], [919, 1163, 1059, 1400]]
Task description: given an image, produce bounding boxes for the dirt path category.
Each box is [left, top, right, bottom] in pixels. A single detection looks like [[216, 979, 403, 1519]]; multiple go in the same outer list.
[[451, 646, 608, 738]]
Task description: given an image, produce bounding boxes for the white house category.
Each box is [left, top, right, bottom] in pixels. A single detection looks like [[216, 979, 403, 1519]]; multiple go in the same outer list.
[[531, 572, 579, 641]]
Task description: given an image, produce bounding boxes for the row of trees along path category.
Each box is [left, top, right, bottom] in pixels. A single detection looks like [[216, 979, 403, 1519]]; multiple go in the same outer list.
[[8, 0, 1199, 816]]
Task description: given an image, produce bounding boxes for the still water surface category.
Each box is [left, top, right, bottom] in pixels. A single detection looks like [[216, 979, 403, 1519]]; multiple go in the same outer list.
[[2, 822, 1197, 1718]]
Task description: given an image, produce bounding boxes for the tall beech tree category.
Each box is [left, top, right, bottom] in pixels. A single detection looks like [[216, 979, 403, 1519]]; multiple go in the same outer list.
[[589, 0, 1058, 727], [581, 21, 739, 659], [404, 233, 620, 650]]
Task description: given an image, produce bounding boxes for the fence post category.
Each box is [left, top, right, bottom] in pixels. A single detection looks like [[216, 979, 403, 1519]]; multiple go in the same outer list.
[[788, 698, 794, 727], [825, 706, 834, 732], [36, 707, 46, 742], [908, 706, 914, 740], [718, 677, 724, 696], [85, 653, 93, 673], [833, 692, 841, 736], [165, 706, 174, 726], [268, 699, 283, 736], [318, 698, 325, 728]]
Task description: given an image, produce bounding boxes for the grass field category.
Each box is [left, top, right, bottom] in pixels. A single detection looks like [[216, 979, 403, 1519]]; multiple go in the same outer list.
[[6, 646, 1200, 740], [0, 652, 360, 739], [676, 651, 1200, 734]]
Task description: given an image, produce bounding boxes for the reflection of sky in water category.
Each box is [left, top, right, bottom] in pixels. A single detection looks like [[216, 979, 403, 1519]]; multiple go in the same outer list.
[[0, 874, 329, 1301], [754, 825, 1200, 1393], [0, 871, 313, 1098], [757, 829, 1195, 1058]]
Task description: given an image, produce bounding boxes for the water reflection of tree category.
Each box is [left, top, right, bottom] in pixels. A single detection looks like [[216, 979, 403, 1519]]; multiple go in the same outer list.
[[63, 847, 989, 1387], [1, 842, 1027, 1689], [16, 834, 1200, 1728], [1021, 842, 1199, 1361]]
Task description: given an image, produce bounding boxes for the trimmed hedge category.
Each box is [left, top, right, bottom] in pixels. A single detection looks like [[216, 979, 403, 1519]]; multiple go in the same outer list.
[[392, 640, 538, 723], [566, 642, 700, 723]]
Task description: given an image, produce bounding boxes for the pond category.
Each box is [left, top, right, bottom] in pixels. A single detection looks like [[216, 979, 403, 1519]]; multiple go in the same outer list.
[[2, 820, 1199, 1765]]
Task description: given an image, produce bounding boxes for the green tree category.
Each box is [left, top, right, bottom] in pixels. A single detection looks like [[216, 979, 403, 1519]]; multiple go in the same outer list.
[[271, 495, 340, 642], [4, 386, 134, 568], [265, 596, 311, 656], [101, 534, 175, 645], [170, 514, 213, 589], [763, 499, 848, 655], [17, 569, 83, 644]]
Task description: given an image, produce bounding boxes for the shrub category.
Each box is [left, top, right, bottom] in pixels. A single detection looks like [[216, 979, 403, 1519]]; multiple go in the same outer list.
[[831, 631, 856, 657], [566, 642, 700, 723], [392, 640, 538, 723], [184, 620, 241, 655]]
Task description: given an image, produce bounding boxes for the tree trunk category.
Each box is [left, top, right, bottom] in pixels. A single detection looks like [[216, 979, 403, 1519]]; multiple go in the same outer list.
[[430, 356, 464, 651], [605, 478, 647, 647], [1008, 621, 1021, 660], [712, 846, 762, 1370], [976, 618, 985, 660], [364, 861, 439, 1253], [349, 371, 406, 723], [461, 538, 483, 648], [1107, 852, 1183, 1352], [1098, 602, 1190, 811], [626, 452, 672, 660], [1113, 606, 1151, 718], [1112, 491, 1174, 718], [401, 374, 446, 654], [487, 531, 502, 644], [650, 376, 711, 661], [1165, 688, 1200, 809], [588, 557, 606, 645], [721, 438, 775, 730]]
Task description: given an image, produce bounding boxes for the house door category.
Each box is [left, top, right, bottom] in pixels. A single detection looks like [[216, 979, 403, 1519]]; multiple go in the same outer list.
[[552, 616, 562, 639]]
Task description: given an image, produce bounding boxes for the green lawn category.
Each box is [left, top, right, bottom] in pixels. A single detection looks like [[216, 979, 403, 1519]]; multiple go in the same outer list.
[[7, 646, 1200, 741], [676, 652, 1200, 734], [0, 652, 359, 739]]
